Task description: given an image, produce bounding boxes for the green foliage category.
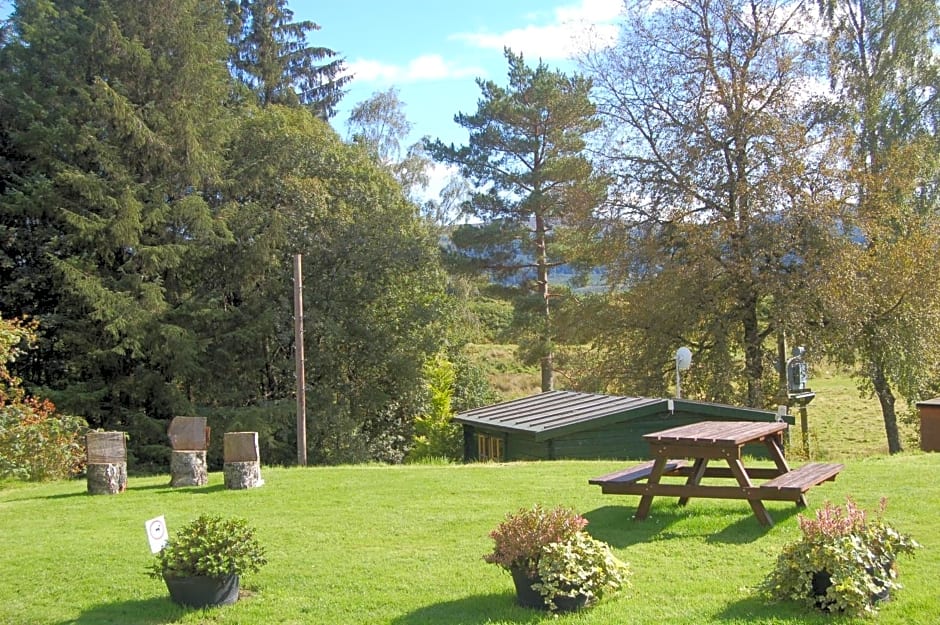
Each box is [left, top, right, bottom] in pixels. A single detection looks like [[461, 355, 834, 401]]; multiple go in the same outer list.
[[762, 497, 920, 615], [149, 514, 267, 580], [0, 316, 87, 481], [0, 0, 234, 459], [428, 48, 606, 391], [466, 297, 514, 343], [408, 353, 462, 462], [581, 0, 827, 408], [484, 504, 588, 577], [197, 105, 449, 465], [226, 0, 349, 116], [533, 531, 630, 612], [0, 399, 87, 481]]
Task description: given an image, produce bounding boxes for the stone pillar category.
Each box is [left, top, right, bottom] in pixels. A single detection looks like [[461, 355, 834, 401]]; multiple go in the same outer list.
[[86, 431, 127, 495], [223, 432, 263, 489], [167, 416, 210, 487]]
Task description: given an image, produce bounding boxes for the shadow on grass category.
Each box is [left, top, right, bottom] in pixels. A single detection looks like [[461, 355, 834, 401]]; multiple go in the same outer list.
[[716, 594, 824, 623], [57, 596, 185, 625], [584, 502, 801, 547], [390, 592, 549, 625], [705, 505, 802, 544], [583, 504, 696, 548], [8, 481, 227, 502]]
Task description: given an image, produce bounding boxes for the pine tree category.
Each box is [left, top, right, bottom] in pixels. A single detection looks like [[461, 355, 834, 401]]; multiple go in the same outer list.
[[427, 49, 606, 392], [226, 0, 349, 117], [0, 0, 234, 464]]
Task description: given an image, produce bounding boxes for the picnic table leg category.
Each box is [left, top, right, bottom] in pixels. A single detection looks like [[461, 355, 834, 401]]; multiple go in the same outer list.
[[727, 458, 774, 527], [764, 434, 808, 507], [634, 456, 669, 521], [678, 458, 708, 506]]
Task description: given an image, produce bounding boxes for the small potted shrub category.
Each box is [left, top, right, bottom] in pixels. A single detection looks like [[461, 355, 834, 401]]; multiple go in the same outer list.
[[149, 514, 267, 608], [762, 497, 919, 616], [484, 504, 629, 612]]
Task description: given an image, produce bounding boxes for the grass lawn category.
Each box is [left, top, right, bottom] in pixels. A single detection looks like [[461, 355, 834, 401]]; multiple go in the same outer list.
[[1, 455, 937, 624]]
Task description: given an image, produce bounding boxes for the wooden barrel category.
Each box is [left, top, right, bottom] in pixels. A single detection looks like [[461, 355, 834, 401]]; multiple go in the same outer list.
[[223, 432, 263, 489], [86, 431, 127, 495]]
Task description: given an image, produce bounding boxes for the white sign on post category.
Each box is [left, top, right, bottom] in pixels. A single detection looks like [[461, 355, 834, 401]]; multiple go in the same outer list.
[[145, 515, 168, 554]]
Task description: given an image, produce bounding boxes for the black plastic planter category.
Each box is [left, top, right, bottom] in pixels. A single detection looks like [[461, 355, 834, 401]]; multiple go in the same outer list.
[[163, 574, 239, 608]]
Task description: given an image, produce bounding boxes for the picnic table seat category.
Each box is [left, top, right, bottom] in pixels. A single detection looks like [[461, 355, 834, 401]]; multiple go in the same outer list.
[[757, 462, 844, 501], [589, 459, 688, 494]]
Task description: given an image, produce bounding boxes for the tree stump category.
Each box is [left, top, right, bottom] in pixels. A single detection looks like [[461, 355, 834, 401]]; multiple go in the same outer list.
[[223, 432, 263, 489], [87, 462, 127, 495], [169, 450, 208, 487], [223, 461, 264, 489], [86, 431, 127, 495]]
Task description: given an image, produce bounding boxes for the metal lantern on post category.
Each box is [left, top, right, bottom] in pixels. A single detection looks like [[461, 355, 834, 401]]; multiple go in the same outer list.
[[786, 346, 816, 456], [675, 347, 692, 398]]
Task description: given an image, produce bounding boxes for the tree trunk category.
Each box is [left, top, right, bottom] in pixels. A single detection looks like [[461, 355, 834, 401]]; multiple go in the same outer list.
[[741, 293, 764, 407], [871, 361, 903, 454], [169, 450, 208, 487], [535, 213, 554, 392], [87, 463, 127, 495], [224, 461, 264, 489]]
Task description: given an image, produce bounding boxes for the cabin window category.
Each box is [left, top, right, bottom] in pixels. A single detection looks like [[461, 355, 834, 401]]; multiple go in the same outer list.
[[476, 433, 504, 462]]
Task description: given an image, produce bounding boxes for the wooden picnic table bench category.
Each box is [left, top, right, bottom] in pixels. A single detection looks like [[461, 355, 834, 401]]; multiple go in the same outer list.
[[589, 421, 844, 526]]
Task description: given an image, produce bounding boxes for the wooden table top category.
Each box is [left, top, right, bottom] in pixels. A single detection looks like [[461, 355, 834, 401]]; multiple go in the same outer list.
[[643, 420, 788, 446]]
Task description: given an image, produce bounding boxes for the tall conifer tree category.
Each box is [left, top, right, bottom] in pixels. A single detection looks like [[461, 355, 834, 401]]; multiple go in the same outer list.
[[427, 50, 606, 392], [0, 0, 233, 462], [226, 0, 349, 117]]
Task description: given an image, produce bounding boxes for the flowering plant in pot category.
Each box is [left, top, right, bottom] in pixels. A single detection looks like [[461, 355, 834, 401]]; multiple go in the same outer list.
[[484, 504, 629, 612], [148, 514, 267, 608], [762, 497, 919, 616]]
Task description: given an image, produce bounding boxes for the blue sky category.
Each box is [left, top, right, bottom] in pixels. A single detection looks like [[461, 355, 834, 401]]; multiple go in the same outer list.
[[301, 0, 624, 147]]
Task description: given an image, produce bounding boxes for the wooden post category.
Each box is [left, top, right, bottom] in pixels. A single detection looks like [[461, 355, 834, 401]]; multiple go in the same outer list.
[[86, 431, 127, 495], [223, 432, 263, 489], [294, 253, 307, 466], [799, 405, 810, 458]]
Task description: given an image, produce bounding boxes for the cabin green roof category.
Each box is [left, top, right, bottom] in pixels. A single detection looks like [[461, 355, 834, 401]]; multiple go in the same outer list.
[[453, 390, 781, 442]]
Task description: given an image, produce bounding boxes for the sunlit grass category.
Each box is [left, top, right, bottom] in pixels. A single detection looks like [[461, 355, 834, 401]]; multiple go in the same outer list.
[[1, 456, 936, 625]]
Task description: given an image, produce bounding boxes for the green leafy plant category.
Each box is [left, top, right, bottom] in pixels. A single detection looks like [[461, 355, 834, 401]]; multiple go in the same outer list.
[[533, 531, 630, 611], [762, 497, 919, 615], [0, 316, 87, 481], [149, 515, 267, 580], [484, 504, 629, 611]]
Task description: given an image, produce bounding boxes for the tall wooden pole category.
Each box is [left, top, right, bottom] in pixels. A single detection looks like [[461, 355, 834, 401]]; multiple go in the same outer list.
[[293, 254, 307, 466]]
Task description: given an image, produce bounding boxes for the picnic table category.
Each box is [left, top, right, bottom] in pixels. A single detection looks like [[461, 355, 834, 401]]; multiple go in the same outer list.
[[589, 420, 843, 526]]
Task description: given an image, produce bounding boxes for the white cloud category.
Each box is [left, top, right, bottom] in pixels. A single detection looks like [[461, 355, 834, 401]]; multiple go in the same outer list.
[[453, 0, 622, 60], [344, 0, 623, 87], [347, 54, 484, 85]]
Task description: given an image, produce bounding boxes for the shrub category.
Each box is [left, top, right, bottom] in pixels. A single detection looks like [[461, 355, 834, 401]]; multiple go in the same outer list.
[[408, 353, 462, 462], [762, 497, 919, 615], [534, 531, 630, 611], [0, 315, 87, 481], [484, 504, 588, 577], [149, 514, 267, 579], [0, 398, 87, 481]]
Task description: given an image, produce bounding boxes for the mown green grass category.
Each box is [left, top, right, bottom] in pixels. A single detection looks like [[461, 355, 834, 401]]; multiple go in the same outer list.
[[1, 455, 936, 625]]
